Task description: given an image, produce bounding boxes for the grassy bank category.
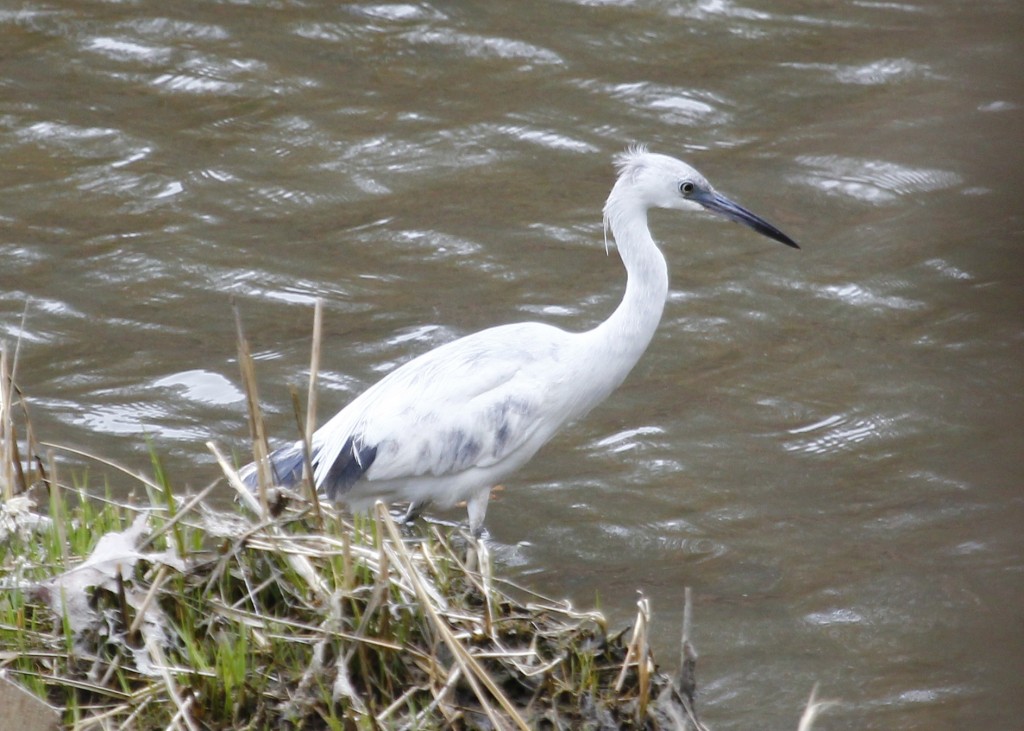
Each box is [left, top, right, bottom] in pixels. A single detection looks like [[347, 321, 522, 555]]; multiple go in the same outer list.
[[0, 460, 703, 729]]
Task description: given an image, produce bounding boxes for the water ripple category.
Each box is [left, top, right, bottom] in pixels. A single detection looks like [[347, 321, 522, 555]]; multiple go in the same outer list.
[[494, 125, 598, 153], [346, 4, 446, 22], [16, 122, 137, 158], [784, 412, 897, 455], [681, 0, 771, 22], [815, 282, 924, 311], [804, 607, 864, 626], [796, 154, 962, 202], [785, 58, 931, 85], [152, 54, 265, 96], [292, 21, 371, 43], [580, 80, 731, 127], [392, 229, 484, 260], [590, 425, 667, 454], [150, 369, 243, 406], [403, 29, 563, 66], [85, 36, 172, 65], [127, 17, 229, 42], [923, 258, 973, 281], [73, 401, 171, 438]]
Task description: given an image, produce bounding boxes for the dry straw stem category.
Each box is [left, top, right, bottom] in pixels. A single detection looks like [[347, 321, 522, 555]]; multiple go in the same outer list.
[[146, 634, 198, 731], [1, 343, 12, 500], [797, 683, 839, 731], [677, 586, 705, 730], [302, 298, 324, 517], [614, 592, 652, 720], [0, 341, 29, 501], [1, 319, 23, 498], [232, 301, 273, 515]]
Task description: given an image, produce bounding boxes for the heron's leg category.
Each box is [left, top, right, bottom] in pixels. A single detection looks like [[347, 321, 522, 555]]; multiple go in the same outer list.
[[466, 488, 491, 539], [402, 500, 427, 524]]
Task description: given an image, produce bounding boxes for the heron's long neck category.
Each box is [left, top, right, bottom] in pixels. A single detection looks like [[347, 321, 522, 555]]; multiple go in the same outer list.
[[582, 201, 669, 394]]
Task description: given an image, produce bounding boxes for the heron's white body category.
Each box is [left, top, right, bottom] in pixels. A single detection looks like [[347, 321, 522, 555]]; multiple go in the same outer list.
[[245, 147, 796, 534], [312, 198, 668, 520]]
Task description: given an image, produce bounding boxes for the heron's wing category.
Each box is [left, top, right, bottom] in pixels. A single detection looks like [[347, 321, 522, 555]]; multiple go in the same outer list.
[[311, 323, 567, 496]]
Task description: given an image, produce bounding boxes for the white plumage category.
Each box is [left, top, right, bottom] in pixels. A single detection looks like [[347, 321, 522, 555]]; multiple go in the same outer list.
[[242, 147, 797, 535]]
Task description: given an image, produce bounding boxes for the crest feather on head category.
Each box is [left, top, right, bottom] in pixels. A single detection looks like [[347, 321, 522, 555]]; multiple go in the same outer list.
[[613, 143, 650, 181]]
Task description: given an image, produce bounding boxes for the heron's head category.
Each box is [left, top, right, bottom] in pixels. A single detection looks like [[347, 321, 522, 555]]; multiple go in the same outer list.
[[606, 145, 799, 249]]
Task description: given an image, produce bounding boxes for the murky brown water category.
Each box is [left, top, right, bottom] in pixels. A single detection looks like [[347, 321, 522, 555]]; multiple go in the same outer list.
[[3, 1, 1023, 727]]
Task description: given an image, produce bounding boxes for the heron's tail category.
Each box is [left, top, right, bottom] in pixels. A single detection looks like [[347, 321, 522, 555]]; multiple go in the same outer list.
[[238, 441, 306, 490]]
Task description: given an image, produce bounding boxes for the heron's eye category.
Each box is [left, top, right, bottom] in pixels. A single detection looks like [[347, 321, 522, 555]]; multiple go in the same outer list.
[[679, 181, 695, 196]]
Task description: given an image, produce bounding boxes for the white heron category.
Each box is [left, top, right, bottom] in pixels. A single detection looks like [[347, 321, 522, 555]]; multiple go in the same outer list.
[[241, 146, 798, 535]]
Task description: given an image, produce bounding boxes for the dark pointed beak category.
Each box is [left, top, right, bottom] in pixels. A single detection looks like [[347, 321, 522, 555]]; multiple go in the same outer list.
[[694, 190, 799, 249]]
